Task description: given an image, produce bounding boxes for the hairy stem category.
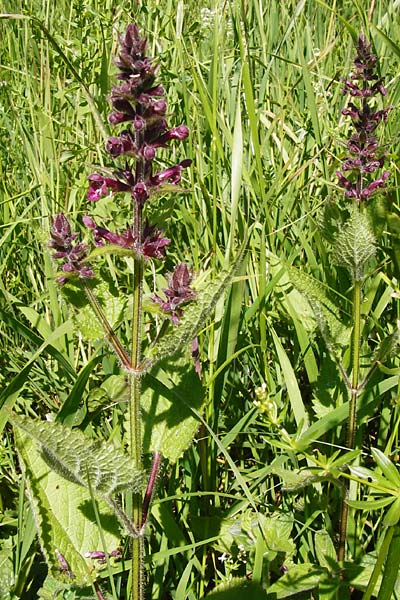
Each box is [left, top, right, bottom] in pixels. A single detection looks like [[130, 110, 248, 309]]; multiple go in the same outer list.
[[83, 283, 131, 369], [338, 278, 362, 563], [129, 147, 145, 597]]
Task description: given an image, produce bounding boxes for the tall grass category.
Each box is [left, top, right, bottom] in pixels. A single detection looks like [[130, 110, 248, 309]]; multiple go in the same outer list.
[[1, 0, 400, 598]]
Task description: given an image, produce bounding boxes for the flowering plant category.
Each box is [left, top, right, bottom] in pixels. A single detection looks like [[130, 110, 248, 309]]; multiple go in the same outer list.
[[13, 23, 242, 600]]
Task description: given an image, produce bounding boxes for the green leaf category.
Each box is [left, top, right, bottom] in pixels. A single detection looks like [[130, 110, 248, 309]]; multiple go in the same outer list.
[[73, 281, 126, 341], [315, 530, 338, 572], [204, 579, 267, 600], [348, 497, 395, 511], [271, 327, 308, 428], [269, 254, 350, 354], [374, 325, 400, 365], [85, 244, 138, 261], [140, 357, 204, 463], [333, 207, 376, 282], [266, 563, 323, 598], [11, 414, 143, 498], [56, 354, 103, 426], [192, 509, 294, 561], [15, 429, 121, 587], [144, 246, 245, 369], [0, 538, 15, 600], [38, 574, 92, 599], [383, 498, 400, 527], [371, 448, 400, 488]]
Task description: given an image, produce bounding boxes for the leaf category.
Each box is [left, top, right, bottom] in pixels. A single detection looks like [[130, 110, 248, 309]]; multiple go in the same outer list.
[[144, 245, 245, 369], [315, 530, 338, 572], [269, 254, 350, 354], [73, 281, 126, 341], [15, 429, 121, 587], [11, 414, 143, 498], [0, 538, 14, 600], [383, 498, 400, 527], [374, 325, 400, 365], [347, 497, 395, 511], [204, 579, 267, 600], [371, 448, 400, 488], [332, 207, 376, 282], [38, 574, 92, 599], [266, 563, 323, 598], [192, 509, 294, 560], [272, 466, 332, 491], [140, 357, 204, 463], [56, 354, 104, 426]]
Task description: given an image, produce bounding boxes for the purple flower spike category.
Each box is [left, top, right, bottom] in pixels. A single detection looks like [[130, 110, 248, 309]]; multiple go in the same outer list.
[[49, 214, 94, 285], [152, 263, 197, 324], [87, 23, 191, 209], [337, 34, 391, 203]]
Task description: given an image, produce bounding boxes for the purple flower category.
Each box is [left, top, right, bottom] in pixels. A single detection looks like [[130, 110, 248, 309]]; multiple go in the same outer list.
[[49, 214, 94, 285], [87, 173, 130, 202], [141, 223, 171, 259], [149, 159, 192, 187], [83, 216, 170, 259], [337, 34, 391, 203], [106, 131, 137, 158], [152, 263, 197, 324]]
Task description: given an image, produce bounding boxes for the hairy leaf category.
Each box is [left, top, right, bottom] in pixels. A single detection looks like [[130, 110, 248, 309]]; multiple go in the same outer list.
[[269, 254, 350, 354], [333, 207, 376, 282], [11, 414, 143, 498], [286, 265, 350, 353], [15, 429, 121, 587], [144, 246, 245, 369]]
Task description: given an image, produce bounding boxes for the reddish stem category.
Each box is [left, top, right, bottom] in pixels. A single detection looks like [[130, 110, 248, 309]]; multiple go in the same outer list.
[[141, 452, 162, 529]]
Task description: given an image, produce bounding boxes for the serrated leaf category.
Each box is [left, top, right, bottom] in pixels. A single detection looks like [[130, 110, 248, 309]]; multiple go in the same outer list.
[[38, 574, 93, 599], [15, 430, 121, 587], [333, 207, 376, 282], [269, 254, 350, 353], [194, 509, 294, 559], [0, 538, 14, 600], [144, 246, 245, 369], [11, 414, 143, 498], [374, 324, 400, 364], [139, 357, 204, 463]]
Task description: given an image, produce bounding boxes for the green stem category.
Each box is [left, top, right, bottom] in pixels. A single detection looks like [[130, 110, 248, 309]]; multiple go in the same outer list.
[[129, 194, 144, 599], [338, 278, 362, 564]]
